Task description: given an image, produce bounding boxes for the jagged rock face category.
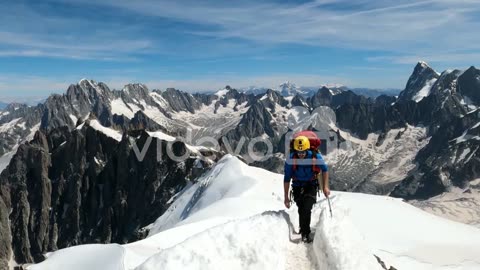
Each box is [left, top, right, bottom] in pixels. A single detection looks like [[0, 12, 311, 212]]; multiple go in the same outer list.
[[192, 92, 216, 107], [412, 69, 468, 131], [213, 88, 255, 114], [0, 131, 51, 263], [228, 101, 276, 139], [391, 111, 480, 199], [0, 81, 178, 161], [161, 88, 201, 113], [0, 104, 44, 156], [398, 62, 440, 102], [291, 94, 309, 108], [128, 111, 164, 132], [0, 196, 11, 270], [120, 84, 152, 105], [309, 87, 371, 109], [0, 125, 198, 265], [43, 80, 114, 131], [430, 69, 462, 97], [250, 154, 285, 174], [375, 95, 396, 106], [335, 103, 407, 139], [222, 101, 278, 157], [309, 87, 333, 108], [457, 66, 480, 105], [331, 90, 371, 107], [259, 89, 289, 112], [334, 83, 466, 140]]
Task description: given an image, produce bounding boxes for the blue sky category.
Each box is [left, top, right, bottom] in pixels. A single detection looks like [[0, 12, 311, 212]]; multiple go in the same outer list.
[[1, 0, 480, 98]]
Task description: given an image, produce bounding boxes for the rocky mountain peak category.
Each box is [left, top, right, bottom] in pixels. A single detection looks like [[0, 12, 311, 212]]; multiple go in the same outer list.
[[291, 94, 309, 108], [277, 81, 300, 97], [123, 83, 149, 95], [260, 89, 288, 112], [5, 102, 28, 112], [397, 62, 440, 102], [121, 83, 151, 103], [319, 86, 333, 95], [78, 79, 110, 97], [161, 88, 201, 113], [309, 87, 333, 108]]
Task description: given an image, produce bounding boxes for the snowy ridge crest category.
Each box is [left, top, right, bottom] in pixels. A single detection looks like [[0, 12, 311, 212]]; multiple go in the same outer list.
[[29, 155, 480, 270]]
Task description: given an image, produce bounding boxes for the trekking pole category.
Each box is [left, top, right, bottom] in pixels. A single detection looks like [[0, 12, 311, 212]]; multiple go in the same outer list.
[[316, 174, 321, 198], [289, 189, 293, 205], [318, 173, 333, 218], [326, 195, 333, 218]]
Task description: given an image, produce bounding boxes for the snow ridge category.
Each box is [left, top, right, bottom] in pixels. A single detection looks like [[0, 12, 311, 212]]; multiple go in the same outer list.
[[27, 155, 480, 270]]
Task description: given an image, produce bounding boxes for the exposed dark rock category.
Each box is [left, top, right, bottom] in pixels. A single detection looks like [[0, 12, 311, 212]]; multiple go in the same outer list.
[[161, 88, 202, 113], [192, 92, 216, 107], [291, 94, 309, 108], [128, 111, 165, 132], [391, 110, 480, 199], [250, 154, 285, 174], [222, 101, 278, 157], [212, 87, 255, 114], [375, 95, 396, 106], [397, 61, 440, 102], [374, 254, 397, 270], [457, 66, 480, 105], [308, 87, 371, 109], [309, 87, 333, 108], [0, 123, 205, 264], [0, 196, 11, 270]]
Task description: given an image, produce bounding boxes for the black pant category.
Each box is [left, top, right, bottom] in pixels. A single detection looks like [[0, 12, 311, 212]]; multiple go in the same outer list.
[[292, 185, 317, 236]]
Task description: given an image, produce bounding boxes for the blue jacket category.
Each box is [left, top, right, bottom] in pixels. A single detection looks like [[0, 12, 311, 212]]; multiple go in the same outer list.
[[284, 150, 328, 186]]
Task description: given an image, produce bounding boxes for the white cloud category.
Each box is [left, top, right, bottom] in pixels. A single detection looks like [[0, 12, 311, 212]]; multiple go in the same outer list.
[[0, 3, 153, 60], [2, 0, 480, 62], [78, 0, 480, 54]]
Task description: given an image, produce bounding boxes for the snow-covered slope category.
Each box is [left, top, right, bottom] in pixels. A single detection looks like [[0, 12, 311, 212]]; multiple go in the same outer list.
[[28, 155, 480, 270]]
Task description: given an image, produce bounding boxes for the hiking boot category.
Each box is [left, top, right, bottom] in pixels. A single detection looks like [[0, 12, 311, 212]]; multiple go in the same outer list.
[[302, 233, 313, 243]]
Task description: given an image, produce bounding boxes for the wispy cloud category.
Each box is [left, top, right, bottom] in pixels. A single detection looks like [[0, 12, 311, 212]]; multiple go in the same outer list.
[[3, 0, 480, 61], [2, 0, 479, 95], [0, 2, 153, 61], [76, 0, 480, 54]]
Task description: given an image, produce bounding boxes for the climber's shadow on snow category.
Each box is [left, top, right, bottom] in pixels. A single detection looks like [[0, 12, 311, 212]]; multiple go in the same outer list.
[[270, 210, 317, 244]]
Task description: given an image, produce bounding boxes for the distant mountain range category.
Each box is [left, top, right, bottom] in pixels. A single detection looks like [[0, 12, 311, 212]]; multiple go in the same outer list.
[[2, 62, 480, 267], [240, 83, 400, 98], [0, 85, 398, 111], [0, 96, 45, 108], [349, 87, 401, 98]]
